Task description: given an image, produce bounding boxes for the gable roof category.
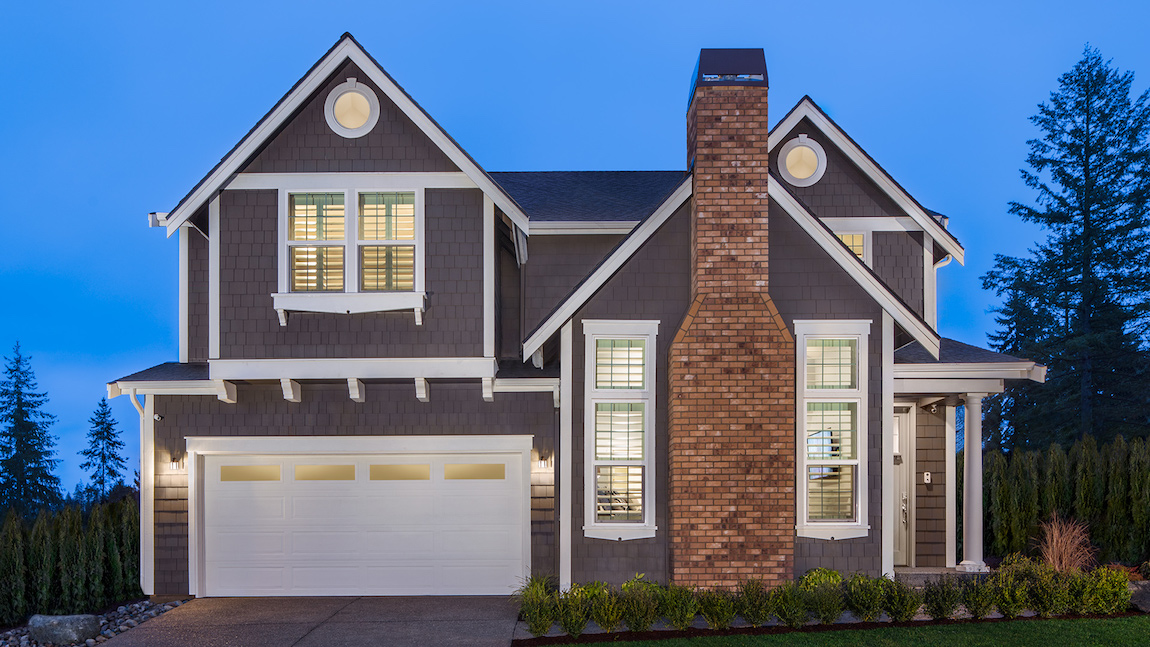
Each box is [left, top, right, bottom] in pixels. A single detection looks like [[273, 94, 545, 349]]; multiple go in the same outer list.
[[521, 176, 694, 360], [896, 338, 1026, 365], [161, 33, 530, 237], [768, 96, 965, 264], [489, 171, 687, 222]]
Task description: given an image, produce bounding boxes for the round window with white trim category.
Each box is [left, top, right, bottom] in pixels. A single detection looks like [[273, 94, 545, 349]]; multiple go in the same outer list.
[[324, 78, 380, 138], [779, 134, 827, 187]]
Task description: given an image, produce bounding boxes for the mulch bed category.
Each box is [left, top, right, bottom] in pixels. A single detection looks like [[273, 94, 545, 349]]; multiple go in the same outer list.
[[511, 610, 1148, 645]]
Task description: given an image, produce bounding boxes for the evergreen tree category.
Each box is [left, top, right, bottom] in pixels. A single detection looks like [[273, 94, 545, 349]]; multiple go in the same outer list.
[[25, 509, 56, 615], [0, 509, 27, 625], [0, 343, 61, 518], [982, 46, 1150, 447], [79, 397, 126, 501]]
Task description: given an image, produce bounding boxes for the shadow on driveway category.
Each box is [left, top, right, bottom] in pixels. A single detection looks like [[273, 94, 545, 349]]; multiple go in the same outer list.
[[102, 596, 520, 647]]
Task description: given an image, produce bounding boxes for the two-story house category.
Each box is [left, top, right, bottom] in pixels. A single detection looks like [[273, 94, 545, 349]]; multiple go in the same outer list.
[[109, 34, 1044, 598]]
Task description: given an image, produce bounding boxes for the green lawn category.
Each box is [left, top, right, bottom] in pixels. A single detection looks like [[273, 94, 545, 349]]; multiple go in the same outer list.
[[605, 616, 1150, 647]]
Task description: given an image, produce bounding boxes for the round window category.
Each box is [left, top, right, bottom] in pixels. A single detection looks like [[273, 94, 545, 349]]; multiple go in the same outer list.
[[778, 134, 827, 187], [324, 78, 380, 138]]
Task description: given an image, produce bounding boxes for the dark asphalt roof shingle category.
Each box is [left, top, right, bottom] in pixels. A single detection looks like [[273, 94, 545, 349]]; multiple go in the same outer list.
[[895, 338, 1028, 364], [489, 171, 687, 222], [112, 362, 209, 383]]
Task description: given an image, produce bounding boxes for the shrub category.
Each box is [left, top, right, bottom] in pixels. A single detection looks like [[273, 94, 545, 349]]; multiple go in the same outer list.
[[619, 574, 661, 632], [102, 504, 124, 605], [25, 510, 55, 615], [883, 579, 922, 623], [798, 567, 842, 591], [736, 579, 772, 626], [922, 575, 962, 620], [805, 582, 845, 625], [56, 506, 87, 614], [660, 584, 698, 631], [771, 581, 809, 628], [1028, 564, 1070, 617], [1037, 516, 1095, 573], [589, 584, 623, 633], [962, 577, 995, 619], [1066, 570, 1092, 615], [988, 555, 1035, 619], [1085, 567, 1133, 615], [0, 509, 27, 626], [697, 590, 736, 630], [513, 575, 556, 638], [86, 504, 107, 611], [557, 586, 592, 638], [844, 573, 884, 622]]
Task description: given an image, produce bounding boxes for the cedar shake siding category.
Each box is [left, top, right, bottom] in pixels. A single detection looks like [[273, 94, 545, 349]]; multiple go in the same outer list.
[[569, 201, 691, 585], [872, 231, 925, 319], [670, 69, 798, 589], [769, 200, 884, 576], [217, 187, 484, 359], [240, 60, 458, 175], [524, 234, 625, 334], [769, 118, 902, 219], [150, 384, 556, 595], [915, 407, 947, 567]]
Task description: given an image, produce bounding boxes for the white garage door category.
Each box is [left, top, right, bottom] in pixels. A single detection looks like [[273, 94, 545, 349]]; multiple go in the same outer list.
[[201, 452, 527, 596]]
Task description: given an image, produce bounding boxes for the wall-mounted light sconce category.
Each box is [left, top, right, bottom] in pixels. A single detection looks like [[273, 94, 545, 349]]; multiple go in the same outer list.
[[169, 454, 183, 472], [154, 414, 164, 422]]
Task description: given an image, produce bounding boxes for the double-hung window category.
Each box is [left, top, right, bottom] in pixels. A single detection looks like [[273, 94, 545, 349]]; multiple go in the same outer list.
[[835, 232, 869, 265], [274, 188, 425, 319], [795, 320, 870, 540], [583, 320, 658, 541]]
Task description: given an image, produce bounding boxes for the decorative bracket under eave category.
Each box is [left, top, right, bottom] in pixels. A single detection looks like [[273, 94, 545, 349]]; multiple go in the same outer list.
[[348, 378, 365, 403], [482, 378, 494, 402], [415, 378, 429, 402], [280, 379, 301, 403]]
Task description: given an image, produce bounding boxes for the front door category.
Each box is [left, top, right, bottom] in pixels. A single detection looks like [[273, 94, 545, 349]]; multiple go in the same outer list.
[[892, 409, 912, 566]]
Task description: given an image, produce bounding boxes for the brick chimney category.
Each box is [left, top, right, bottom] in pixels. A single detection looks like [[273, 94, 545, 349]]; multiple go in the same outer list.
[[668, 49, 796, 589]]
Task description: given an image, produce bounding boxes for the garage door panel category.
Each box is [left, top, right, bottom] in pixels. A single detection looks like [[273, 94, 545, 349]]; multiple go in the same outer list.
[[202, 449, 527, 597]]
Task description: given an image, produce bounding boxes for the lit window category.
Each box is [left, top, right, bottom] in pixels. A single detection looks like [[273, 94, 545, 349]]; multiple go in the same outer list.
[[583, 320, 659, 539], [795, 321, 870, 540], [836, 233, 866, 262], [289, 193, 345, 292], [779, 134, 827, 187], [359, 192, 416, 291], [323, 78, 380, 138]]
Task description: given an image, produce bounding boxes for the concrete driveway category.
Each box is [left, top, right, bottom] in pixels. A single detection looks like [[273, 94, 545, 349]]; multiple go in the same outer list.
[[102, 596, 520, 647]]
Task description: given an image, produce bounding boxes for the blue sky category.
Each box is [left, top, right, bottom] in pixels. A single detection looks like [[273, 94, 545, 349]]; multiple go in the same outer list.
[[1, 0, 1147, 491]]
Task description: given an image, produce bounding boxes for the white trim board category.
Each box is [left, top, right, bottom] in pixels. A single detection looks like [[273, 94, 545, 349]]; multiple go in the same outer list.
[[521, 176, 692, 360], [178, 226, 189, 363], [209, 357, 497, 381], [768, 176, 941, 359], [530, 221, 639, 235], [892, 362, 1045, 382], [227, 172, 477, 191], [161, 35, 530, 237], [768, 97, 964, 265]]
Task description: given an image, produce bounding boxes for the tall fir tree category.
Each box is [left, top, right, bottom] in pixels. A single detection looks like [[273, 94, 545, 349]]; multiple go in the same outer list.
[[982, 46, 1150, 447], [79, 397, 126, 500], [0, 343, 61, 518]]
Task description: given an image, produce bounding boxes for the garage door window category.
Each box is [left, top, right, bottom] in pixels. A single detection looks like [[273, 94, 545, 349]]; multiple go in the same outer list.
[[444, 463, 506, 480], [295, 465, 355, 481], [220, 465, 281, 481], [370, 464, 431, 480]]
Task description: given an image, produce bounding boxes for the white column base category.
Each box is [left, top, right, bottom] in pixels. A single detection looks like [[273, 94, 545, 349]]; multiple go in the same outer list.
[[956, 560, 989, 573]]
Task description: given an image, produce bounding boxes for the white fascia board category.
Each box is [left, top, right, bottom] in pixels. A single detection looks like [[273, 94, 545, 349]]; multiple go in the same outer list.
[[818, 217, 920, 233], [893, 377, 1005, 394], [769, 176, 941, 359], [492, 378, 561, 391], [165, 38, 530, 237], [522, 176, 692, 361], [769, 98, 964, 264], [112, 380, 236, 399], [271, 292, 425, 315], [226, 172, 476, 191], [892, 361, 1041, 381], [209, 357, 497, 380], [530, 221, 639, 235], [186, 434, 533, 455]]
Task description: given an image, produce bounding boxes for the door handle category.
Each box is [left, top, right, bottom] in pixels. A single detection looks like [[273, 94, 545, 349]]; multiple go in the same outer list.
[[900, 493, 908, 524]]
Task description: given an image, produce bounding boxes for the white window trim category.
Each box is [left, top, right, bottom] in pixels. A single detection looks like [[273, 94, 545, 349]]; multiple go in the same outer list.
[[778, 134, 827, 188], [582, 319, 658, 541], [323, 77, 381, 139], [274, 187, 426, 318], [834, 231, 872, 266], [795, 319, 871, 541]]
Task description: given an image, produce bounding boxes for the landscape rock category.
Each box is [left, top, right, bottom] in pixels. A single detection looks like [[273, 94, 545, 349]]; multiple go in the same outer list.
[[27, 615, 100, 645], [1131, 581, 1150, 613]]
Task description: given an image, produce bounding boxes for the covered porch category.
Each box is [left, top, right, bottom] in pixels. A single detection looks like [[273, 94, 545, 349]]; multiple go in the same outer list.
[[889, 339, 1045, 574]]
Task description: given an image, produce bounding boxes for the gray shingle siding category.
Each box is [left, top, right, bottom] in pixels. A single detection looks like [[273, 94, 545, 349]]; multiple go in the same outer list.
[[567, 201, 691, 585], [525, 234, 625, 335], [151, 383, 556, 595], [216, 187, 485, 359], [240, 60, 458, 174], [769, 200, 884, 577], [873, 231, 925, 319]]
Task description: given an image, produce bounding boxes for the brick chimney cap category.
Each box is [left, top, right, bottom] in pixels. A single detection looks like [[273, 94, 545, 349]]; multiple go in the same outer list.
[[689, 48, 768, 105]]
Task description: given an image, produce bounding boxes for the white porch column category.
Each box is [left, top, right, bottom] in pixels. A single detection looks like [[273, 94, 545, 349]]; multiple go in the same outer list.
[[957, 393, 989, 573]]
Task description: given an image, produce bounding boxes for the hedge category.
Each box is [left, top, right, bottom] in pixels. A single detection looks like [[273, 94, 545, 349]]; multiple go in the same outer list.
[[0, 498, 142, 627]]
